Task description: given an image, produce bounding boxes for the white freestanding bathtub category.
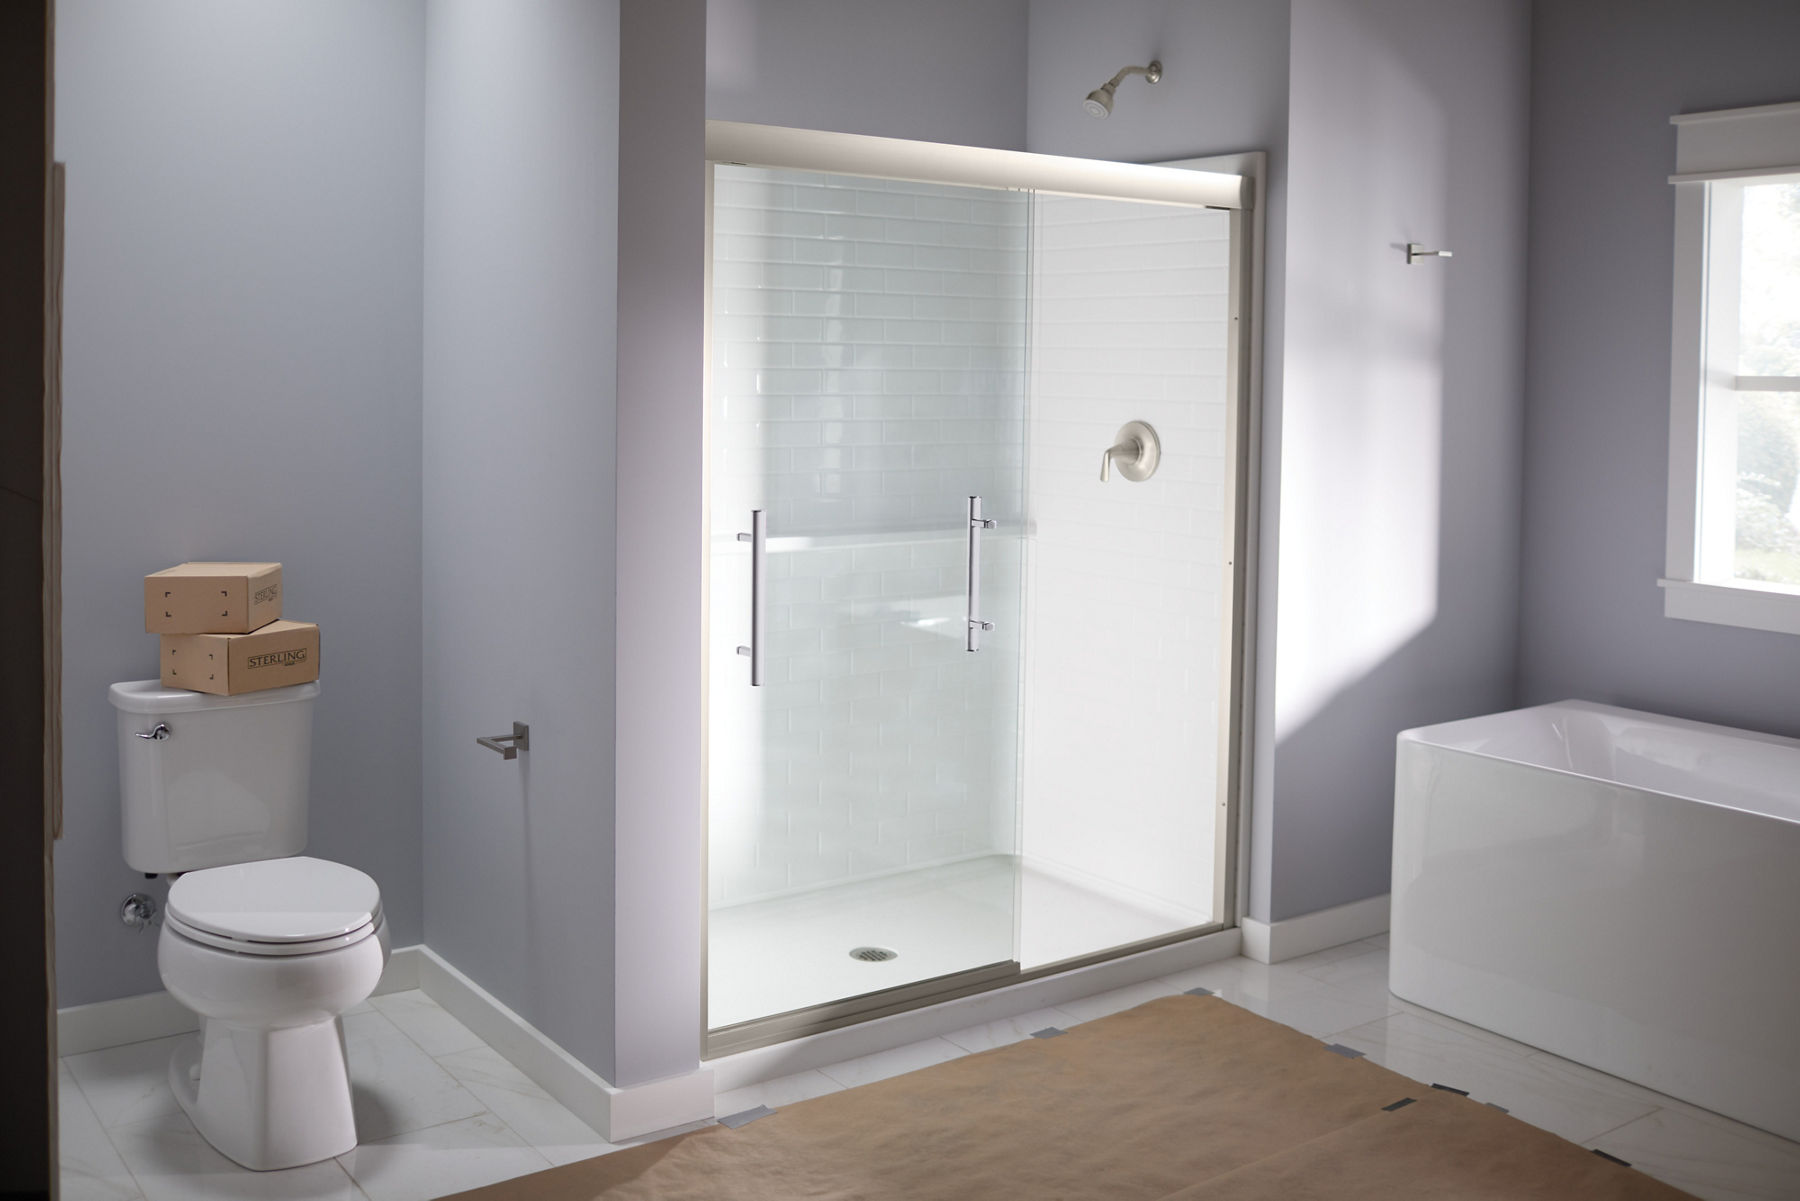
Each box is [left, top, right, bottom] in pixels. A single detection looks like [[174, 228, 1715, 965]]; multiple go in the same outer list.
[[1391, 700, 1800, 1142]]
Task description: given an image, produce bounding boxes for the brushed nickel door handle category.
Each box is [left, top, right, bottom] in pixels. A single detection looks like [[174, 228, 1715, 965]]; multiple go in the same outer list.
[[735, 509, 766, 686]]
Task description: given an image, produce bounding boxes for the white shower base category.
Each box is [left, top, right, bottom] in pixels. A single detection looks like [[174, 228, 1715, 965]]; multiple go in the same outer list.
[[707, 854, 1208, 1030]]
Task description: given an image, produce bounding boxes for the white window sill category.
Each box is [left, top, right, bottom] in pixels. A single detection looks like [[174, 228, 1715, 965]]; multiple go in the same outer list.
[[1659, 578, 1800, 636]]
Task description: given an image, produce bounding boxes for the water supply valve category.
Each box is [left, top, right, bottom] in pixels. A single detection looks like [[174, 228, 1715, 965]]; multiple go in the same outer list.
[[120, 892, 158, 931]]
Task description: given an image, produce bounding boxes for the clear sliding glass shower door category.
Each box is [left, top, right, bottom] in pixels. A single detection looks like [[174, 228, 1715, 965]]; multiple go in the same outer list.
[[705, 139, 1254, 1054], [706, 165, 1030, 1037]]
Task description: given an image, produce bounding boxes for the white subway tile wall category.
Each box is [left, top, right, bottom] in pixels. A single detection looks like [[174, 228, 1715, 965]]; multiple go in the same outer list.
[[708, 167, 1029, 908], [1018, 195, 1232, 928], [705, 170, 1236, 973]]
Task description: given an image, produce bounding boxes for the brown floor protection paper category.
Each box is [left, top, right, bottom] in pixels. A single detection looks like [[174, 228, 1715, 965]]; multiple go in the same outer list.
[[441, 995, 1695, 1201]]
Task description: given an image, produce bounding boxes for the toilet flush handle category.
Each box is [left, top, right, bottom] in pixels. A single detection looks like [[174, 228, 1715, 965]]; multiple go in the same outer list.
[[134, 722, 170, 741]]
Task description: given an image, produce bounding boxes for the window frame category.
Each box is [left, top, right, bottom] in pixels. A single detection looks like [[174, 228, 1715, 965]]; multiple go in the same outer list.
[[1663, 100, 1800, 634]]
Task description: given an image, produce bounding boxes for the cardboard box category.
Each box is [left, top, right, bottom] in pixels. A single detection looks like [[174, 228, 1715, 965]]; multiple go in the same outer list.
[[145, 562, 282, 634], [161, 620, 319, 696]]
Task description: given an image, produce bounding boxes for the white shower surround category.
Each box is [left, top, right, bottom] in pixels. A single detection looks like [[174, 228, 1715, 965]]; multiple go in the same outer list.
[[1020, 195, 1230, 928], [1391, 700, 1800, 1143]]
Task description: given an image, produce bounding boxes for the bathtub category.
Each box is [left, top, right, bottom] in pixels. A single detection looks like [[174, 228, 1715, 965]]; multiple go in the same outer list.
[[1391, 700, 1800, 1141]]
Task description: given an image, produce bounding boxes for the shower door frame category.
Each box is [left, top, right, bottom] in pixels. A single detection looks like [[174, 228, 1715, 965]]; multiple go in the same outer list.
[[700, 123, 1264, 1059]]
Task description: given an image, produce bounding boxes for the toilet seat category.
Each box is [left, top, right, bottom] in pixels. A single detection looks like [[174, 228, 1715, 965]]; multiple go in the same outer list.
[[167, 856, 382, 958], [164, 912, 380, 957]]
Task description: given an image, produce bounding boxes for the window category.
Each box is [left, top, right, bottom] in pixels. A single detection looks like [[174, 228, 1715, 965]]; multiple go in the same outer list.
[[1664, 101, 1800, 634]]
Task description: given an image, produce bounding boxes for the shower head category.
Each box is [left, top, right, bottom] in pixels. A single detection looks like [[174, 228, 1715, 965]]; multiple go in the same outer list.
[[1083, 60, 1162, 119]]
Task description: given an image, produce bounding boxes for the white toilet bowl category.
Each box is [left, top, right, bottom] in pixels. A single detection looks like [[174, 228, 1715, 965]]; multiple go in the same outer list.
[[157, 855, 387, 1171]]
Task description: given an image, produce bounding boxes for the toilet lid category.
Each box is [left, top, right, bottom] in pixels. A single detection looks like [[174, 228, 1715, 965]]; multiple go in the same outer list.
[[167, 856, 382, 945]]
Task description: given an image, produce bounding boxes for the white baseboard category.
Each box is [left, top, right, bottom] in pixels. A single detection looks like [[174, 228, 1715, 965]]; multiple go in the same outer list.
[[57, 944, 424, 1057], [707, 925, 1243, 1093], [414, 947, 713, 1143], [58, 988, 197, 1057], [1240, 894, 1388, 964], [376, 942, 421, 993]]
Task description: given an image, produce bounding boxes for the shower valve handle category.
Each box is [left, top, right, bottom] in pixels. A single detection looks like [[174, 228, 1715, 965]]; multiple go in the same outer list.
[[1100, 421, 1162, 483], [1100, 439, 1139, 483]]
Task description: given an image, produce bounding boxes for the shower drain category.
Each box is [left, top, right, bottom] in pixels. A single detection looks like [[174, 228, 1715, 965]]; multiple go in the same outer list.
[[849, 946, 898, 963]]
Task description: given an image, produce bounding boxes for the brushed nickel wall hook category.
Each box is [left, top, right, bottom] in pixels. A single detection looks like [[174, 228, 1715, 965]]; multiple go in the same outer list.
[[476, 722, 530, 760], [1406, 242, 1453, 264]]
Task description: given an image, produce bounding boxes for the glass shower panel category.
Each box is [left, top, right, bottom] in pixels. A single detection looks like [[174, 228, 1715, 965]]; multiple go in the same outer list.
[[708, 165, 1029, 1031], [1016, 193, 1234, 969]]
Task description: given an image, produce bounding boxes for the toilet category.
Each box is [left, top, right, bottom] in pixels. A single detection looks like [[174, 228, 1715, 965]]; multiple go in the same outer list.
[[110, 679, 387, 1172]]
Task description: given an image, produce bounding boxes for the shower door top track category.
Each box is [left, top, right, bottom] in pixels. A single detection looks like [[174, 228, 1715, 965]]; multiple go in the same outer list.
[[705, 120, 1251, 211]]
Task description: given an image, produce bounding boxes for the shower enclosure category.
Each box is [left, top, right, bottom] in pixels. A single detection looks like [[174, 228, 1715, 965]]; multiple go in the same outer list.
[[704, 124, 1258, 1053]]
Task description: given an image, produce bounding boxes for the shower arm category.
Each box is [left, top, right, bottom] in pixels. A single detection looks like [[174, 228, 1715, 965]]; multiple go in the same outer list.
[[1101, 62, 1162, 92]]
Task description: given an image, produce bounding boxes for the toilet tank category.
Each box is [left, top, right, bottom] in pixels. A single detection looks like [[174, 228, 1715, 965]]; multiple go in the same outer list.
[[110, 679, 319, 874]]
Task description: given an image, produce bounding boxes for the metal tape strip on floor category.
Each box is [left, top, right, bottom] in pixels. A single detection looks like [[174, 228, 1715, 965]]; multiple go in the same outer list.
[[719, 1105, 775, 1129]]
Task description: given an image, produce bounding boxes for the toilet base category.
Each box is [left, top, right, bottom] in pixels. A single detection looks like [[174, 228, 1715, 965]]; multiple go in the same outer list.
[[170, 1016, 358, 1171]]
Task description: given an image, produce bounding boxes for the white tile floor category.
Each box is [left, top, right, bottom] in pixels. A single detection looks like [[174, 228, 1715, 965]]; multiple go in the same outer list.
[[59, 992, 637, 1201], [62, 940, 1800, 1201]]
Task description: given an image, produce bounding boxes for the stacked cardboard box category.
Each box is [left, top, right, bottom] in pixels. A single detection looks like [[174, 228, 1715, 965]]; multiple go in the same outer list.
[[144, 562, 320, 695]]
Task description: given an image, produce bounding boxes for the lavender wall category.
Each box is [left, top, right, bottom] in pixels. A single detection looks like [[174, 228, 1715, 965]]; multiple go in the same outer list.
[[706, 0, 1028, 149], [54, 0, 425, 1006], [1517, 0, 1800, 732], [421, 0, 621, 1082], [1268, 0, 1530, 921], [614, 0, 709, 1088]]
